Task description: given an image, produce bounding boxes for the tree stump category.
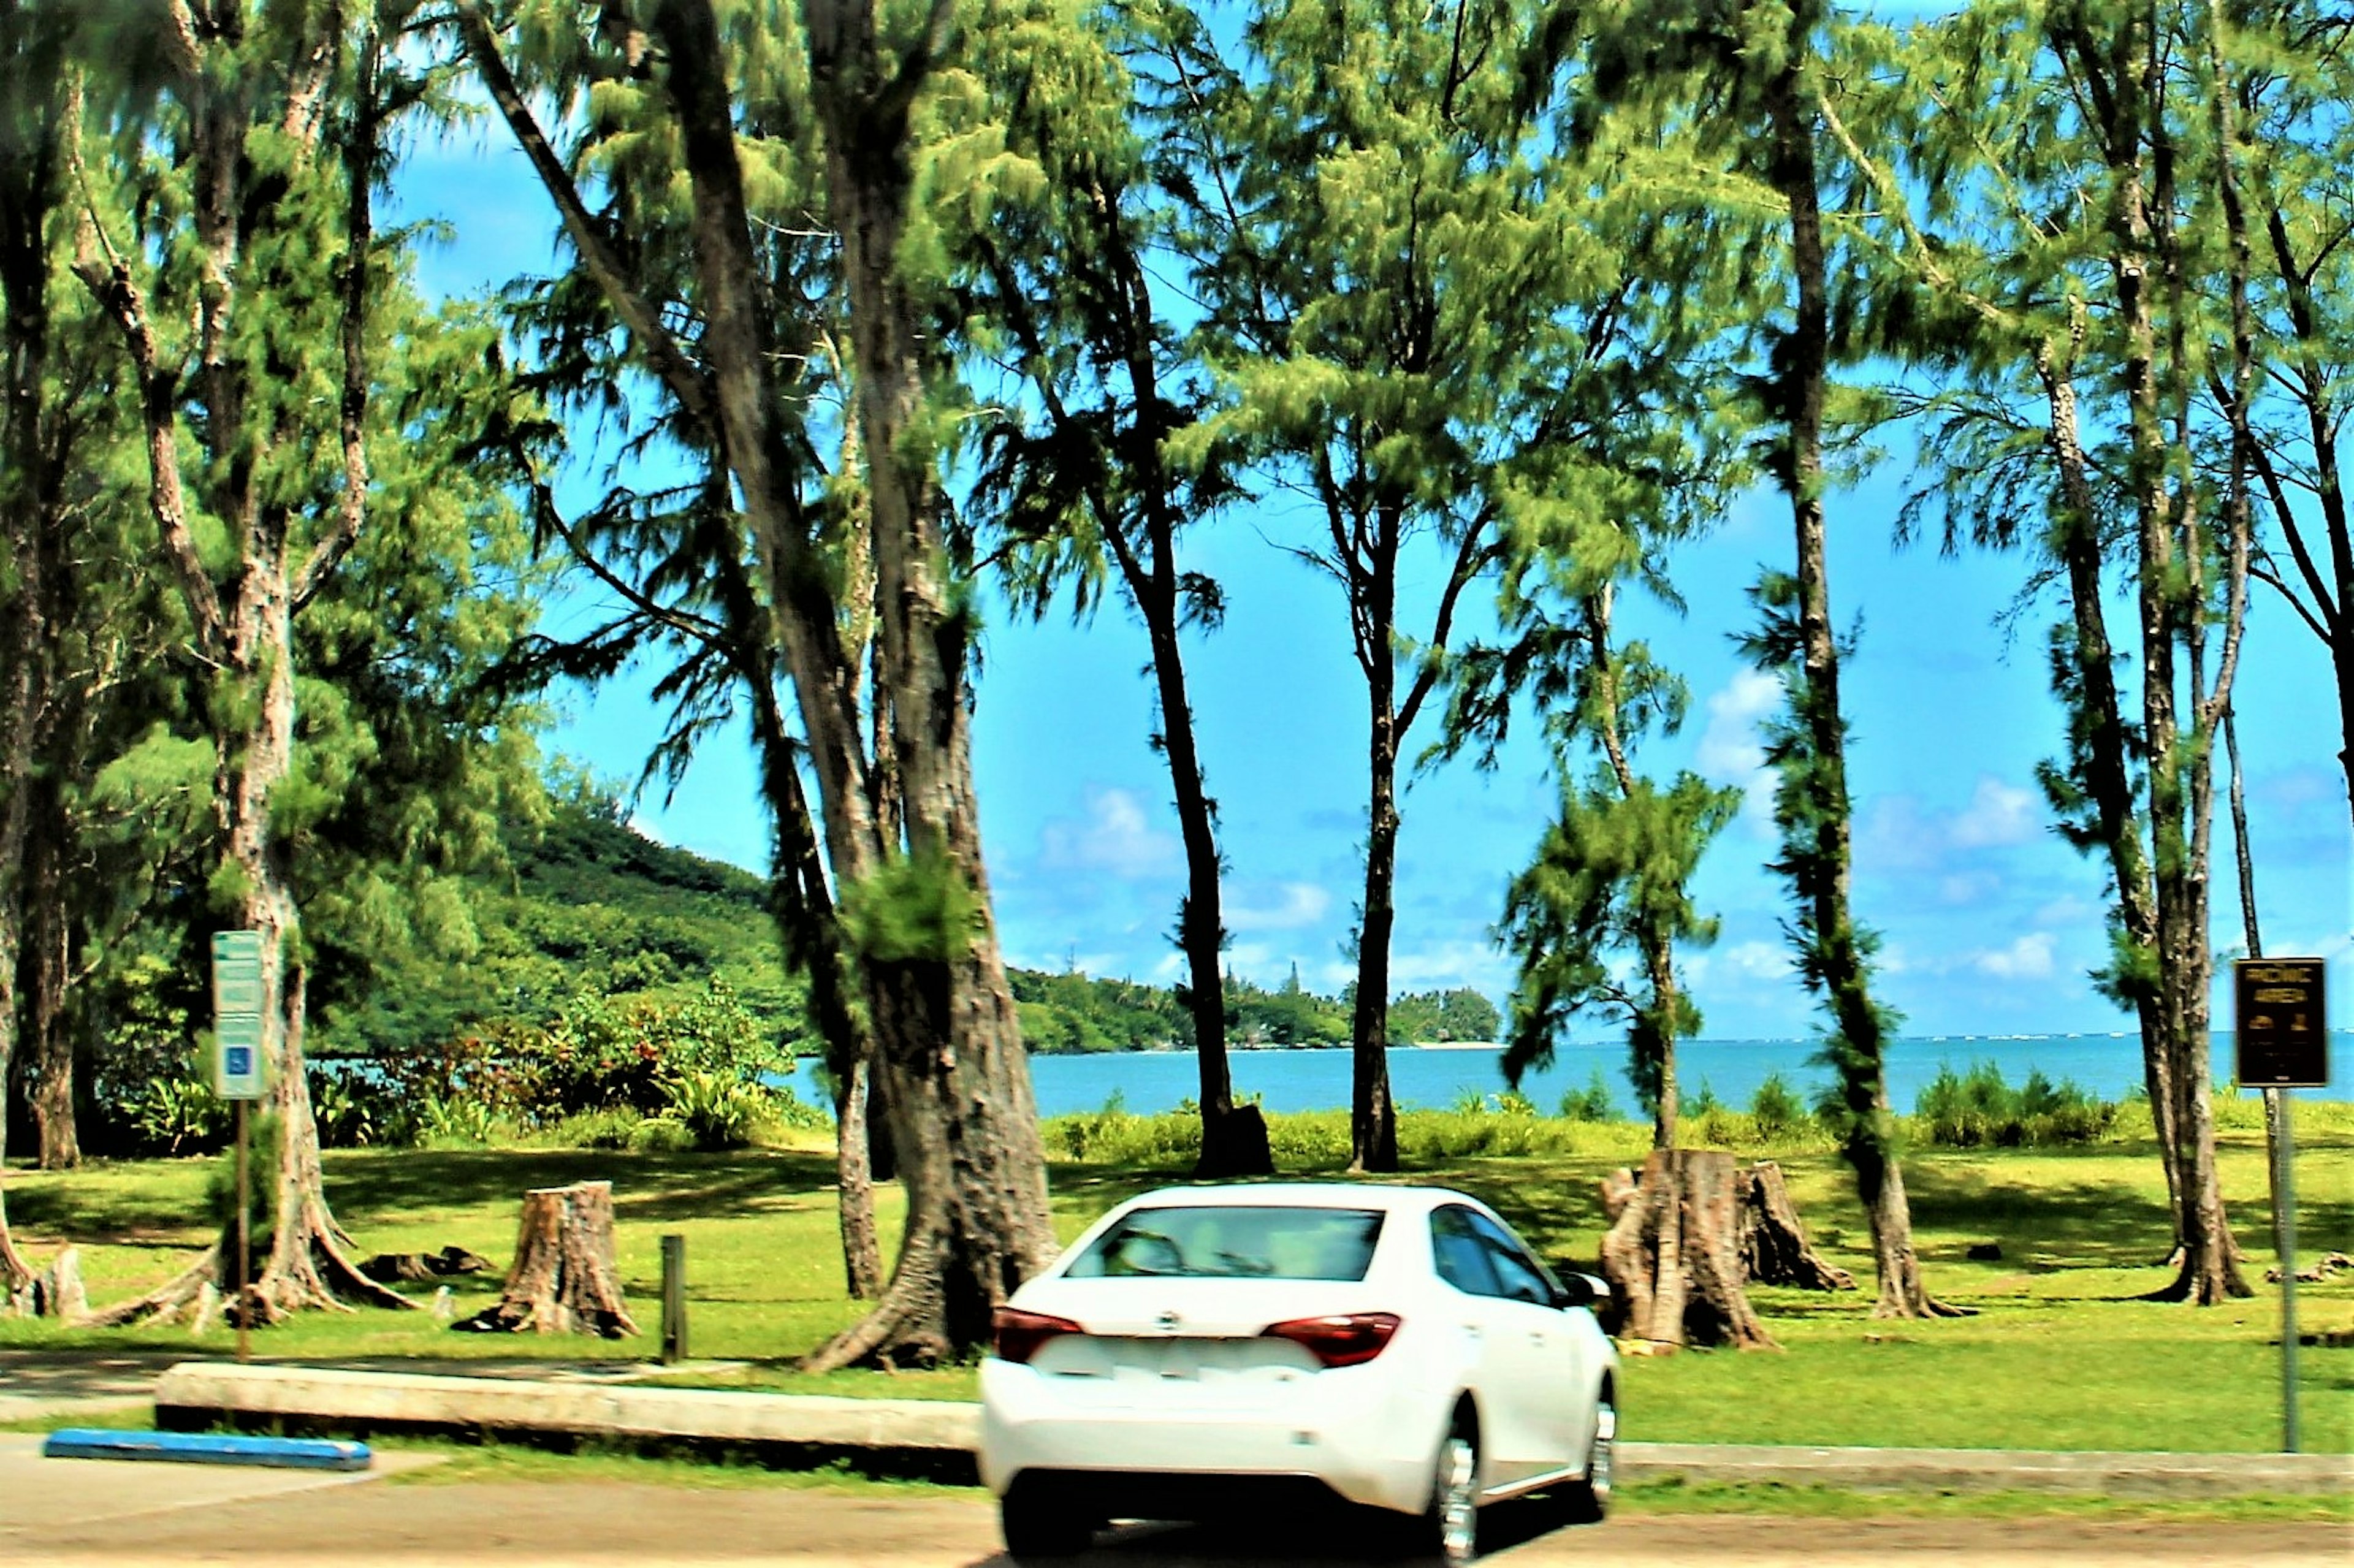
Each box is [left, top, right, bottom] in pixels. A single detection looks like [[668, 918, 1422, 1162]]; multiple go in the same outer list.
[[1598, 1149, 1778, 1351], [32, 1247, 87, 1320], [1737, 1161, 1856, 1292], [453, 1182, 639, 1338]]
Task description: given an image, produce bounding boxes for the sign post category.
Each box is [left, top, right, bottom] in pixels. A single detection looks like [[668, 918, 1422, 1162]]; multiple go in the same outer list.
[[2234, 957, 2328, 1456], [211, 932, 267, 1364]]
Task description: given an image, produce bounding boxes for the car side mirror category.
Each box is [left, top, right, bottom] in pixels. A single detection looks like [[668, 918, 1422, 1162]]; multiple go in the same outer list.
[[1552, 1271, 1611, 1312]]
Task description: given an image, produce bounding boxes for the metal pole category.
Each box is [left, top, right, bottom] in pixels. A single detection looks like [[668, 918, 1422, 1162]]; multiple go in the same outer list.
[[661, 1233, 687, 1364], [2276, 1088, 2298, 1453], [234, 1098, 250, 1366]]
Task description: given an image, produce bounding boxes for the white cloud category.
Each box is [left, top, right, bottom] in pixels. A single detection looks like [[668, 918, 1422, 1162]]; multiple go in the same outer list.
[[1227, 881, 1333, 932], [1951, 775, 2039, 848], [1971, 932, 2057, 980], [625, 813, 669, 845], [1387, 938, 1513, 995], [1038, 788, 1179, 879], [1722, 940, 1792, 981], [1697, 669, 1783, 835]]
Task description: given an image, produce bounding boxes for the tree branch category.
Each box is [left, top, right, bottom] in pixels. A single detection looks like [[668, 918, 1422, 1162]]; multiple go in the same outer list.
[[453, 1, 718, 433], [69, 201, 221, 658], [296, 25, 379, 613]]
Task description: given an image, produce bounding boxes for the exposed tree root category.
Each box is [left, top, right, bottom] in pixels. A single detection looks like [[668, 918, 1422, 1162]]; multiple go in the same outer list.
[[78, 1201, 416, 1329], [801, 1219, 953, 1374]]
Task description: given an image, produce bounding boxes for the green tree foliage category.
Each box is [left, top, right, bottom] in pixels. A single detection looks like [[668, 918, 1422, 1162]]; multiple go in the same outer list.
[[1385, 989, 1503, 1045]]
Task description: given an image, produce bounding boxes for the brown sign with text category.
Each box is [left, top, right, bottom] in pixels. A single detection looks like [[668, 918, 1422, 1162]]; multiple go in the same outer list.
[[2234, 958, 2328, 1089]]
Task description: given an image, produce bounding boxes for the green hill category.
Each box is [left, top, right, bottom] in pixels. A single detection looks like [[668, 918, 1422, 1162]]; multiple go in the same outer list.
[[314, 794, 1492, 1059]]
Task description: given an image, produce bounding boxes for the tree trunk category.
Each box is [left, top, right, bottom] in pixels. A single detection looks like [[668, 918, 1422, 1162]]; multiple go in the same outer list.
[[19, 799, 75, 1168], [1588, 584, 1682, 1150], [1738, 1160, 1856, 1291], [1764, 44, 1948, 1319], [2091, 9, 2245, 1305], [835, 1053, 882, 1300], [1598, 1149, 1777, 1350], [1098, 197, 1262, 1179], [455, 1182, 640, 1338], [1149, 599, 1262, 1178], [647, 0, 1059, 1366], [1350, 508, 1402, 1175], [2036, 351, 2182, 1259], [0, 12, 66, 1298]]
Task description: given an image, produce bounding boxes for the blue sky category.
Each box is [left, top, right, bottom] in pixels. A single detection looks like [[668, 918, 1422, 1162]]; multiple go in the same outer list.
[[395, 113, 2349, 1043]]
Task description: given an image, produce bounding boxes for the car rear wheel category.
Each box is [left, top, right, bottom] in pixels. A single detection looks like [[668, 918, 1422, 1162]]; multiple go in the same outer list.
[[1561, 1390, 1615, 1523], [1422, 1425, 1481, 1564], [999, 1483, 1096, 1560]]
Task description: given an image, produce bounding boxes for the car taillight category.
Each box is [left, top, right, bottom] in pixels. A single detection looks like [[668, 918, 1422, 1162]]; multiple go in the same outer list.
[[1260, 1312, 1402, 1368], [992, 1305, 1084, 1364]]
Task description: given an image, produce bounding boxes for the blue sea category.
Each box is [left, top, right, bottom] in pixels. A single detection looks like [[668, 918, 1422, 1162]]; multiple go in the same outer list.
[[779, 1031, 2351, 1119]]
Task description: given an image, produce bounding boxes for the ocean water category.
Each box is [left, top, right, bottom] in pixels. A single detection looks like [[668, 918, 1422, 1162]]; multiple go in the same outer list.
[[779, 1032, 2351, 1120]]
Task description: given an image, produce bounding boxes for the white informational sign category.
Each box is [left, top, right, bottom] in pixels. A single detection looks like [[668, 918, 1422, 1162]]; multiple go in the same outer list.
[[211, 931, 267, 1100]]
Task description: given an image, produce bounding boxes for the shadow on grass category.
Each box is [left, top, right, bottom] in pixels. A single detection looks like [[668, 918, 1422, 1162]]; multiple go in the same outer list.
[[316, 1147, 842, 1230]]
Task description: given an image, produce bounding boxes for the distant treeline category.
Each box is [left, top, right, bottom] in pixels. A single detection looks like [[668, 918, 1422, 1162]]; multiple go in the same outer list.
[[324, 794, 1500, 1061]]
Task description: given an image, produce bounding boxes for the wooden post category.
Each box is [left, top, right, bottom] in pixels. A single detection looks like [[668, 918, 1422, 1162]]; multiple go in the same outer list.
[[235, 1098, 250, 1364], [661, 1233, 687, 1364]]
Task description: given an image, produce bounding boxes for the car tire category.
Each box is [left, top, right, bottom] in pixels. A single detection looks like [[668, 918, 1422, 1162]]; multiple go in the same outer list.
[[1561, 1389, 1615, 1523], [999, 1483, 1095, 1560], [1421, 1422, 1482, 1564]]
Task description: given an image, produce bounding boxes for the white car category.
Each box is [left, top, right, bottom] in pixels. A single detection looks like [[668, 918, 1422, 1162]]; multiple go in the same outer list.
[[980, 1182, 1618, 1562]]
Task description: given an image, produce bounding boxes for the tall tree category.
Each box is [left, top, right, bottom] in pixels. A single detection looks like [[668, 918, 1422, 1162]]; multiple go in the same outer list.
[[73, 0, 512, 1317], [1550, 0, 1953, 1312], [1436, 63, 1748, 1152], [1824, 0, 2253, 1301], [0, 0, 82, 1295], [1176, 0, 1587, 1170], [457, 2, 886, 1295], [461, 0, 1057, 1362], [947, 0, 1268, 1175], [1477, 580, 1740, 1151]]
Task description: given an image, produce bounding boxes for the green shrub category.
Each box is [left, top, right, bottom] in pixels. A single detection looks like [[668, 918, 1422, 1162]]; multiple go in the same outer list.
[[1688, 1078, 1723, 1116], [539, 1108, 648, 1150], [114, 1071, 232, 1158], [1914, 1060, 2116, 1147], [308, 1070, 379, 1149], [662, 1070, 771, 1151], [416, 1095, 517, 1149], [629, 1117, 698, 1154], [1749, 1072, 1805, 1143], [1558, 1071, 1617, 1122]]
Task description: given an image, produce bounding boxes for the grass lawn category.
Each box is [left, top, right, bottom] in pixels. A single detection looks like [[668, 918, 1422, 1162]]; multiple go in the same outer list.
[[2, 1113, 2347, 1455]]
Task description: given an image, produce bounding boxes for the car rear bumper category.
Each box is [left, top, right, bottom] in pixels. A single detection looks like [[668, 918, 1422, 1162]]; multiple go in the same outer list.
[[979, 1358, 1441, 1515]]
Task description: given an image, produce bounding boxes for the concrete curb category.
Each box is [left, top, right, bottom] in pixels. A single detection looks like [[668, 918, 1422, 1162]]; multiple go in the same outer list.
[[154, 1361, 980, 1467], [1623, 1441, 2352, 1498], [153, 1363, 2352, 1498]]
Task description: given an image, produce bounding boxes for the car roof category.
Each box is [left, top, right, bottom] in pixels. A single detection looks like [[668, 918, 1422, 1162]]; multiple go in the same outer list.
[[1114, 1182, 1473, 1214]]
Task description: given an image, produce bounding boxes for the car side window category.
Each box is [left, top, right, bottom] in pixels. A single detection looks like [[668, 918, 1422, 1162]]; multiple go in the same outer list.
[[1465, 1209, 1558, 1306], [1429, 1206, 1501, 1296]]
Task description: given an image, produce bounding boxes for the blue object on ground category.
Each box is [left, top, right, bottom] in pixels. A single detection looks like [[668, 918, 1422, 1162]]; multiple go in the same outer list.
[[43, 1428, 371, 1471]]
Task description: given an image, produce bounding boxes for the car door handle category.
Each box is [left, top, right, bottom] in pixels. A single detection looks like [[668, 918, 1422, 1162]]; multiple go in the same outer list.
[[1528, 1331, 1547, 1347], [1461, 1323, 1483, 1339]]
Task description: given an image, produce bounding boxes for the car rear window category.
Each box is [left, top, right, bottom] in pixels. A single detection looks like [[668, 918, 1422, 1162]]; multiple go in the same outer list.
[[1064, 1206, 1387, 1281]]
